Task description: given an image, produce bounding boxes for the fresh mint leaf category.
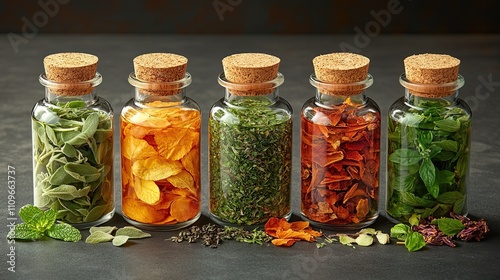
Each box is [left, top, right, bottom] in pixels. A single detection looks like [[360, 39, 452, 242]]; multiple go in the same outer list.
[[18, 204, 44, 225], [433, 140, 458, 152], [33, 208, 57, 232], [409, 214, 420, 227], [7, 204, 82, 242], [419, 158, 437, 197], [390, 224, 410, 241], [8, 223, 45, 240], [405, 231, 426, 252], [418, 131, 433, 146], [437, 191, 464, 204], [437, 218, 464, 236], [399, 192, 436, 208], [46, 223, 82, 242], [389, 149, 422, 166], [434, 119, 460, 132]]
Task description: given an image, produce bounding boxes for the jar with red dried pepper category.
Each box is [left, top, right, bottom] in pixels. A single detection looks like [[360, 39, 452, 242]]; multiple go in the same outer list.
[[300, 53, 381, 230]]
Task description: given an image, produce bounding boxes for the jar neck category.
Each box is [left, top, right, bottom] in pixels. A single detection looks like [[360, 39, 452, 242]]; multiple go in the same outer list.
[[224, 88, 279, 106], [39, 73, 102, 105], [310, 73, 372, 107], [315, 91, 367, 107], [218, 72, 284, 106], [400, 73, 464, 107], [134, 89, 187, 107], [128, 72, 191, 107], [404, 90, 458, 107]]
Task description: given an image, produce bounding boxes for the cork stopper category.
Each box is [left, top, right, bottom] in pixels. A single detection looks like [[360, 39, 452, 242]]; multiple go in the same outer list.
[[312, 53, 370, 95], [43, 52, 98, 96], [133, 53, 188, 95], [403, 53, 461, 97], [221, 53, 280, 96]]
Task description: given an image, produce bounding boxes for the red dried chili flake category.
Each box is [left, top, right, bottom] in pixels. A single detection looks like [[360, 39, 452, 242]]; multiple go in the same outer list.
[[301, 105, 380, 226]]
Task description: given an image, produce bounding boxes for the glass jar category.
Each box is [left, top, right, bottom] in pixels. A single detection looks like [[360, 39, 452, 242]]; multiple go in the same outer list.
[[121, 72, 201, 230], [300, 74, 381, 230], [386, 74, 471, 223], [209, 72, 292, 226], [33, 69, 114, 229]]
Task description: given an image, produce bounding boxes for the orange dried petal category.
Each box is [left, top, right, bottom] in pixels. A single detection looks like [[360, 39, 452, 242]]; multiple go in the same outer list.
[[129, 125, 153, 139], [356, 198, 370, 220], [289, 221, 310, 231], [181, 148, 200, 183], [167, 170, 197, 195], [153, 192, 182, 210], [171, 188, 196, 198], [170, 197, 199, 222], [155, 128, 199, 161], [272, 238, 299, 247], [122, 193, 167, 224], [264, 217, 282, 237], [131, 156, 182, 181], [276, 229, 315, 242], [134, 178, 161, 205], [122, 135, 158, 160]]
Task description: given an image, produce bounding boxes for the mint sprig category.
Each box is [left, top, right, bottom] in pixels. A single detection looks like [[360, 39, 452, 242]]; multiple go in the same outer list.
[[390, 223, 426, 252], [7, 204, 81, 242]]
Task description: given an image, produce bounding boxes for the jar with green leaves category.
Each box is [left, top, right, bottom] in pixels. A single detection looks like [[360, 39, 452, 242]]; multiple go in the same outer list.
[[387, 54, 471, 224], [209, 53, 292, 226], [32, 53, 114, 229]]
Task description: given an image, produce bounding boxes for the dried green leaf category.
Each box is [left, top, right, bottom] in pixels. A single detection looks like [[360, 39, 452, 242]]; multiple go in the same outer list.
[[358, 228, 377, 235], [339, 235, 356, 245], [112, 235, 130, 247], [376, 232, 390, 244], [85, 231, 115, 244], [115, 226, 151, 239], [89, 226, 118, 235], [355, 234, 373, 246], [42, 185, 91, 200]]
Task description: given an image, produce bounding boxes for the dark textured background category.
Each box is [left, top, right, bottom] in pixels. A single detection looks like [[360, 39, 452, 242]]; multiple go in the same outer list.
[[1, 0, 499, 34]]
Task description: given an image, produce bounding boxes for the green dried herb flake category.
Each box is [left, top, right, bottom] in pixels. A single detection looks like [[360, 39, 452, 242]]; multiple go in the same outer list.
[[32, 100, 114, 224], [209, 98, 292, 225]]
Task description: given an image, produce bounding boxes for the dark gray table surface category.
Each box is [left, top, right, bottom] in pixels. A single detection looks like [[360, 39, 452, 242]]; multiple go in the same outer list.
[[1, 34, 499, 280]]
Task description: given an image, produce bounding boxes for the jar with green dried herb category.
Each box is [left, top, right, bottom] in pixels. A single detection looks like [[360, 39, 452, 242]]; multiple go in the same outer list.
[[209, 53, 292, 226], [32, 53, 114, 229], [387, 54, 471, 224]]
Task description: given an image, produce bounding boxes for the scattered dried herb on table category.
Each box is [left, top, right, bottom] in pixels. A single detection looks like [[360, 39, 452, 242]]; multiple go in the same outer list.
[[301, 100, 381, 225], [32, 100, 114, 224], [169, 224, 272, 248], [209, 98, 292, 225], [387, 100, 471, 223], [121, 101, 201, 225]]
